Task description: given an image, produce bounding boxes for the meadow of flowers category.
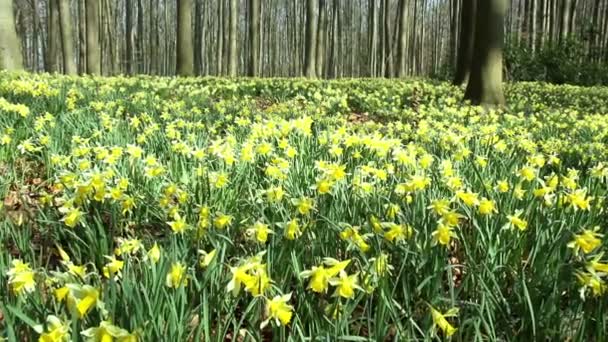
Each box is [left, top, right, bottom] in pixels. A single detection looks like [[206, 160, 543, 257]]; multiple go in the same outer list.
[[1, 72, 608, 341]]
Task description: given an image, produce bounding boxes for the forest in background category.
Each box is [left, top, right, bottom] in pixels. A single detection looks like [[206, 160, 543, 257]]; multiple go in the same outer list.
[[1, 0, 607, 85]]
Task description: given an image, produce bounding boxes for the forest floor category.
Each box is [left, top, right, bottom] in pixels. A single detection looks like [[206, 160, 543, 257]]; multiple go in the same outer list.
[[1, 73, 608, 341]]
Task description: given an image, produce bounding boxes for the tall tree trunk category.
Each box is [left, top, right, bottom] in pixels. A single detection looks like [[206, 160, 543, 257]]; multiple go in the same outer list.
[[46, 0, 60, 72], [368, 0, 377, 77], [453, 0, 476, 84], [531, 0, 537, 51], [58, 0, 76, 74], [316, 0, 327, 77], [85, 0, 100, 74], [383, 0, 393, 77], [560, 0, 571, 41], [248, 0, 260, 76], [396, 0, 408, 77], [125, 0, 132, 74], [176, 0, 194, 76], [304, 0, 318, 77], [0, 0, 22, 70], [136, 0, 144, 73], [228, 0, 238, 77], [78, 0, 86, 74], [464, 0, 506, 106], [217, 0, 223, 75]]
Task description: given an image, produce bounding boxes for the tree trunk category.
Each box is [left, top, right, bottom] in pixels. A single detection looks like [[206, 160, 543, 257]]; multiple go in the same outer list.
[[464, 0, 506, 106], [0, 0, 22, 70], [58, 0, 76, 74], [78, 0, 86, 74], [46, 0, 60, 72], [176, 0, 194, 76], [304, 0, 317, 77], [228, 0, 238, 77], [384, 0, 393, 77], [85, 0, 100, 74], [396, 0, 408, 78], [248, 0, 260, 76], [136, 0, 144, 73], [125, 0, 132, 74], [316, 0, 327, 77], [453, 0, 476, 84]]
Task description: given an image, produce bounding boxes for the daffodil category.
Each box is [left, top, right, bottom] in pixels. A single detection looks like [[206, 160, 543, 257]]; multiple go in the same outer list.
[[247, 221, 273, 243], [145, 243, 161, 264], [81, 321, 137, 342], [430, 305, 459, 337], [292, 197, 314, 215], [7, 259, 36, 295], [329, 271, 360, 299], [213, 212, 233, 229], [432, 223, 457, 246], [198, 249, 217, 268], [261, 293, 294, 328], [102, 256, 125, 279], [383, 223, 413, 243], [478, 198, 497, 216], [36, 315, 70, 342], [505, 210, 528, 231], [568, 227, 603, 254], [166, 262, 188, 288]]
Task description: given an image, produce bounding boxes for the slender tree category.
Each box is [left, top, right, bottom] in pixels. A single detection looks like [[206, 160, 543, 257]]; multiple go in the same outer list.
[[316, 0, 327, 77], [85, 0, 101, 74], [304, 0, 318, 77], [176, 0, 194, 76], [228, 0, 238, 77], [464, 0, 507, 105], [396, 0, 408, 77], [248, 0, 261, 76]]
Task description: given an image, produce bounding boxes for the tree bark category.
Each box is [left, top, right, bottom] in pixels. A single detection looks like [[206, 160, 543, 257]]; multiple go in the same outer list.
[[397, 0, 408, 77], [316, 0, 327, 77], [228, 0, 238, 77], [248, 0, 261, 76], [304, 0, 318, 77], [85, 0, 101, 74], [464, 0, 506, 106], [125, 0, 132, 74], [453, 0, 476, 84], [58, 0, 76, 74], [176, 0, 194, 76], [46, 0, 60, 72], [0, 0, 22, 70]]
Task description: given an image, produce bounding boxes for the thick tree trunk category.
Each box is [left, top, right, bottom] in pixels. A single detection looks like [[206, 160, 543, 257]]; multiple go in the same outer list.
[[304, 0, 317, 77], [0, 0, 22, 70], [58, 0, 76, 74], [176, 0, 194, 76], [228, 0, 238, 77], [464, 0, 506, 106], [453, 0, 476, 84], [85, 0, 100, 74]]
